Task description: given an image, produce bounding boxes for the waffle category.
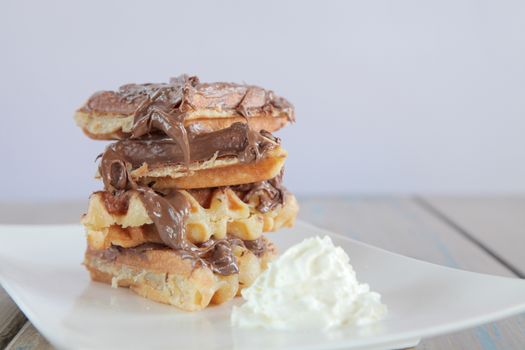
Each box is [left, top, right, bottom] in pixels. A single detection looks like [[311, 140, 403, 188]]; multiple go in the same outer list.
[[82, 189, 299, 246], [76, 112, 290, 140], [108, 145, 287, 190], [84, 237, 277, 311], [75, 76, 294, 140], [76, 74, 298, 311]]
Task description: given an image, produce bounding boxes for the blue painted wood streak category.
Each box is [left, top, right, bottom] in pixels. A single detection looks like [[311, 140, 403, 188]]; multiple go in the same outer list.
[[475, 326, 499, 350]]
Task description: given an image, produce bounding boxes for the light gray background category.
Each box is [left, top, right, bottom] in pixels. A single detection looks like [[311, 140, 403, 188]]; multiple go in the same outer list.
[[1, 0, 524, 201]]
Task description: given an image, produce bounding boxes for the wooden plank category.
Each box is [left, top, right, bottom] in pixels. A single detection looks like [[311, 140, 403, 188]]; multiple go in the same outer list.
[[5, 322, 53, 350], [0, 286, 26, 348], [298, 196, 511, 275], [299, 196, 525, 350], [421, 196, 525, 277]]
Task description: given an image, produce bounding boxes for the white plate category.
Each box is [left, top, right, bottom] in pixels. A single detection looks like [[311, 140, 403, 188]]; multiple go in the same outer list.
[[1, 221, 525, 350]]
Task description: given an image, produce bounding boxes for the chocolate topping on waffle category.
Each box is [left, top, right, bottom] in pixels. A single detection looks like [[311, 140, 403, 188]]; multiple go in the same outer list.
[[232, 169, 286, 213], [99, 123, 277, 180], [99, 183, 241, 275], [97, 124, 281, 275], [80, 75, 295, 123], [82, 75, 292, 277], [130, 88, 191, 167], [94, 235, 268, 275]]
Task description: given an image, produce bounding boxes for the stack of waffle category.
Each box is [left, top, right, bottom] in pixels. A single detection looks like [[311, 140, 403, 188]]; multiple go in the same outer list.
[[74, 75, 298, 311]]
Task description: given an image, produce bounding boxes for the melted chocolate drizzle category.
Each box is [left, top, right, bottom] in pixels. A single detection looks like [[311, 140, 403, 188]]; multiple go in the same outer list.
[[94, 234, 268, 275], [127, 76, 198, 168], [82, 75, 295, 124], [232, 169, 286, 213], [95, 76, 288, 276], [99, 128, 279, 276], [98, 149, 242, 275], [101, 122, 276, 177]]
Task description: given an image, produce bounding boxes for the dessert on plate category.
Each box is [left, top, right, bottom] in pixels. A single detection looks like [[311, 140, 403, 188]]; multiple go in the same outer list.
[[75, 75, 298, 311]]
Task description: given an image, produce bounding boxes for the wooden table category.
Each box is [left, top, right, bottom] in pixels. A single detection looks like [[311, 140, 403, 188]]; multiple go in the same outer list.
[[1, 196, 524, 349]]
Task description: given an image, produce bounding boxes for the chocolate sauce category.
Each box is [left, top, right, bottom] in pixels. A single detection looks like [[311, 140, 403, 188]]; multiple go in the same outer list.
[[99, 144, 135, 192], [102, 123, 276, 174], [98, 129, 278, 275], [232, 169, 286, 213], [128, 76, 197, 168], [101, 190, 130, 215], [94, 76, 285, 276], [91, 236, 268, 275], [139, 188, 190, 250], [139, 188, 243, 275], [97, 151, 239, 275], [80, 75, 295, 123], [242, 238, 267, 257], [196, 239, 240, 274]]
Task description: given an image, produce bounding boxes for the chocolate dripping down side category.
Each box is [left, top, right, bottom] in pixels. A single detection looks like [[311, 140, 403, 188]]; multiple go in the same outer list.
[[230, 168, 286, 213], [99, 122, 286, 216], [90, 233, 270, 268], [99, 145, 241, 276], [125, 79, 282, 167], [97, 131, 281, 276], [105, 122, 278, 171], [100, 170, 287, 220], [94, 79, 288, 275], [97, 137, 284, 275]]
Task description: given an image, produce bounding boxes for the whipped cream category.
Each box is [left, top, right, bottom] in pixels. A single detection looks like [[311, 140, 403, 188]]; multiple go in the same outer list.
[[231, 236, 387, 330]]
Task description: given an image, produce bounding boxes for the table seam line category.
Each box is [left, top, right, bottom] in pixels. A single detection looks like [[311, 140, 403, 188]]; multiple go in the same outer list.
[[5, 320, 31, 350], [413, 196, 524, 278]]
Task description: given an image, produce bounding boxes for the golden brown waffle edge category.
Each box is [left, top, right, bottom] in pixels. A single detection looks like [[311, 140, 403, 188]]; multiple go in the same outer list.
[[82, 189, 299, 246], [84, 238, 277, 311], [75, 110, 290, 140], [134, 146, 287, 190]]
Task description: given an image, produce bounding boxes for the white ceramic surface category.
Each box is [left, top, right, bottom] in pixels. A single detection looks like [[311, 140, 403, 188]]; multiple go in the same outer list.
[[1, 222, 525, 350]]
